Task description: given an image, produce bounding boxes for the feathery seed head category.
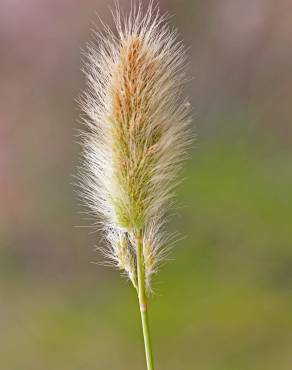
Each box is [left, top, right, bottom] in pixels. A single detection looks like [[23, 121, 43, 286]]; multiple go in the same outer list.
[[80, 2, 192, 292]]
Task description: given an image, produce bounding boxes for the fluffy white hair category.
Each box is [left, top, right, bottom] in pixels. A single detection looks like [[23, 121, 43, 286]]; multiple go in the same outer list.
[[79, 2, 191, 292]]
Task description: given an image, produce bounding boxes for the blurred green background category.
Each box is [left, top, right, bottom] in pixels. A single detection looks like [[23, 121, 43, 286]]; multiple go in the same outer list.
[[1, 0, 292, 369]]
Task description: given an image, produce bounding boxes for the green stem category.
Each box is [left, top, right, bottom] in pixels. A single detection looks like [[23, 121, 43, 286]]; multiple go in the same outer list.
[[136, 233, 155, 370]]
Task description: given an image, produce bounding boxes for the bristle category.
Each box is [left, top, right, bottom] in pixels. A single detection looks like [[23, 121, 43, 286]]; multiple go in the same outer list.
[[79, 3, 191, 292]]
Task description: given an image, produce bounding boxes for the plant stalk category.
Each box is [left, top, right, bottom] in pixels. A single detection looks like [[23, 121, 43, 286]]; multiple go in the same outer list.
[[136, 233, 154, 370]]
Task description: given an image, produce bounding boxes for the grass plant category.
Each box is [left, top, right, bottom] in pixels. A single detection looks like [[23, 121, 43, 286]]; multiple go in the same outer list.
[[79, 3, 191, 369]]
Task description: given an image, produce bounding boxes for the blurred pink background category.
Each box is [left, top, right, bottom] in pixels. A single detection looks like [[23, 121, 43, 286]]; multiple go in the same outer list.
[[1, 1, 292, 369]]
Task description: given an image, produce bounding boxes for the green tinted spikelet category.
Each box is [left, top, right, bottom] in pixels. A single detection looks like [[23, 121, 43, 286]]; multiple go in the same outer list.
[[80, 3, 191, 291]]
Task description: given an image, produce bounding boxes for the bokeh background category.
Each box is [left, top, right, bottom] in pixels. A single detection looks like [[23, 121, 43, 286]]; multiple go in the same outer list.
[[1, 0, 292, 369]]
